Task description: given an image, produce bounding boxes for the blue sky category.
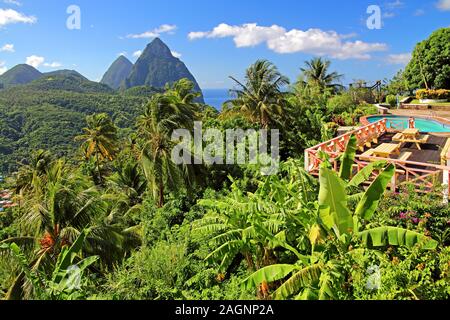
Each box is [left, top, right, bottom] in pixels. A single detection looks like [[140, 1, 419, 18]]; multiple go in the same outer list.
[[0, 0, 449, 88]]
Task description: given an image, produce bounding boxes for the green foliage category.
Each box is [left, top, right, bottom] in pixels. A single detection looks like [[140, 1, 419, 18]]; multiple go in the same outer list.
[[299, 57, 343, 93], [1, 51, 449, 301], [386, 94, 397, 107], [0, 87, 146, 173], [416, 89, 450, 100], [404, 27, 450, 89]]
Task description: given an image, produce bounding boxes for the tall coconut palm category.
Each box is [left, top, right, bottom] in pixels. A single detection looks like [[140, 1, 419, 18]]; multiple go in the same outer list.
[[2, 159, 139, 299], [165, 77, 202, 105], [12, 149, 53, 197], [137, 85, 197, 207], [75, 113, 119, 184], [300, 57, 343, 93], [228, 60, 289, 129]]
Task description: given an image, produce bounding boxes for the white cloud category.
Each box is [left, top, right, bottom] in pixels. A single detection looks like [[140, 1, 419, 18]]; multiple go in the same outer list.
[[437, 0, 450, 11], [383, 12, 396, 18], [387, 53, 411, 65], [25, 55, 44, 68], [0, 43, 14, 52], [127, 24, 177, 39], [385, 0, 404, 9], [414, 9, 425, 16], [0, 61, 7, 75], [171, 50, 182, 58], [43, 62, 62, 68], [133, 50, 142, 58], [189, 23, 387, 60], [3, 0, 21, 5], [3, 0, 22, 6], [3, 0, 22, 7], [0, 8, 36, 27]]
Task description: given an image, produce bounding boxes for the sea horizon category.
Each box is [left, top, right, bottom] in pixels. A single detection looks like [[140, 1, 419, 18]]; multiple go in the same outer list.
[[202, 88, 231, 110]]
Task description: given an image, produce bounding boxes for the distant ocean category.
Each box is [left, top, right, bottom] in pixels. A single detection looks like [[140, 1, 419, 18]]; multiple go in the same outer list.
[[203, 89, 231, 110]]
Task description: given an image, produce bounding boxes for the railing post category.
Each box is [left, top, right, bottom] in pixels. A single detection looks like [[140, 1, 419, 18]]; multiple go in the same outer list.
[[304, 150, 310, 171], [391, 170, 397, 192], [443, 170, 449, 204], [443, 159, 450, 204]]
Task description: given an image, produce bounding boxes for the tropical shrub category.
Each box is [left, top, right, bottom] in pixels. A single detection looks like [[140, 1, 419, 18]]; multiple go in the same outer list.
[[416, 89, 450, 100], [386, 95, 397, 107]]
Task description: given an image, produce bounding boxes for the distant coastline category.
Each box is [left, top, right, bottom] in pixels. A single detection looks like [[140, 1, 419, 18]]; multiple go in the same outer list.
[[202, 89, 231, 111]]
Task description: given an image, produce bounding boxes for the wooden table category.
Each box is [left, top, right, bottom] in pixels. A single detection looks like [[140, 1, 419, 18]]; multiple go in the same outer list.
[[401, 128, 422, 150], [373, 143, 401, 158], [402, 128, 419, 139]]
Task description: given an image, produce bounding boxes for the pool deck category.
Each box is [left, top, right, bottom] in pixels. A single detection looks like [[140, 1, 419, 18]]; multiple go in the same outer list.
[[390, 109, 450, 120], [361, 112, 450, 137], [360, 132, 446, 168]]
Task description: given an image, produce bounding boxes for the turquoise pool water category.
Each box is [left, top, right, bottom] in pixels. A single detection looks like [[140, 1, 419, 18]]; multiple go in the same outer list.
[[367, 115, 450, 133]]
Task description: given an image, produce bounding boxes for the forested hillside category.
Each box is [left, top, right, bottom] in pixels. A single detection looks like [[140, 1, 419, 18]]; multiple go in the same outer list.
[[0, 87, 147, 172]]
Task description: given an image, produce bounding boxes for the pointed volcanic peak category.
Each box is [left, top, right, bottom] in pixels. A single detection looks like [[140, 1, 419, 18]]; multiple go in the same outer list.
[[0, 64, 43, 88], [124, 38, 204, 102], [101, 55, 134, 90]]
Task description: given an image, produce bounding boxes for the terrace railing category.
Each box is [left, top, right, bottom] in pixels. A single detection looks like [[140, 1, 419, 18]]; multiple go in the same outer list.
[[305, 119, 450, 202]]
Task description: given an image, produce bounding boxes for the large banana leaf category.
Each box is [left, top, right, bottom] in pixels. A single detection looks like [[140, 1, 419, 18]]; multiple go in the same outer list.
[[52, 229, 88, 283], [347, 161, 387, 189], [6, 243, 43, 297], [319, 167, 353, 236], [355, 164, 395, 221], [241, 264, 298, 290], [273, 263, 323, 300], [205, 239, 244, 272], [339, 135, 357, 181], [358, 226, 438, 250]]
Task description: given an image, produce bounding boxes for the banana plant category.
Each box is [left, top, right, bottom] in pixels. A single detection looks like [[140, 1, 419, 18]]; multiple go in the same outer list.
[[242, 134, 438, 300], [2, 229, 98, 300], [194, 163, 315, 274]]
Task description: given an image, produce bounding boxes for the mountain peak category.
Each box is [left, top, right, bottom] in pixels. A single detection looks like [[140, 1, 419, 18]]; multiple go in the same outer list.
[[101, 56, 134, 90], [0, 64, 42, 88], [116, 55, 132, 63], [143, 37, 172, 58], [123, 38, 204, 102]]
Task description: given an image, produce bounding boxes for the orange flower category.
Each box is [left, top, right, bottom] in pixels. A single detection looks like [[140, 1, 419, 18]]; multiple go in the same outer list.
[[416, 263, 425, 271]]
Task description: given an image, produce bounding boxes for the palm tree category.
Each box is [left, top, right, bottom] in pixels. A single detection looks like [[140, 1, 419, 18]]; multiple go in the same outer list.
[[228, 60, 289, 129], [299, 57, 343, 93], [137, 82, 198, 207], [75, 113, 119, 184], [165, 77, 202, 105], [2, 159, 139, 299], [108, 161, 147, 207], [12, 149, 52, 198]]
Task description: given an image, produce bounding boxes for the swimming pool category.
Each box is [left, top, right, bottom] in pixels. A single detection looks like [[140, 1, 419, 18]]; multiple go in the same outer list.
[[367, 115, 450, 133]]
